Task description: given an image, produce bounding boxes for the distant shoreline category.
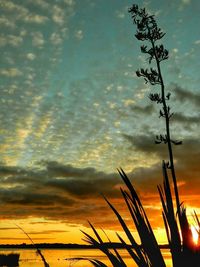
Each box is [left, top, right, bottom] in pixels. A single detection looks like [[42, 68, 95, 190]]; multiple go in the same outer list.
[[0, 243, 169, 250]]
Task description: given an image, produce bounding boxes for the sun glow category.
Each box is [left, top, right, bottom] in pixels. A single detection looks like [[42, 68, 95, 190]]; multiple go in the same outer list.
[[191, 225, 199, 245]]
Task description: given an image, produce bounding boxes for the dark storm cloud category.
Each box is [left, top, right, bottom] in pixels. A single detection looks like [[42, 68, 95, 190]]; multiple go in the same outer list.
[[123, 132, 200, 165], [1, 109, 200, 226], [0, 188, 73, 206], [172, 113, 200, 124], [0, 155, 196, 228], [173, 84, 200, 107], [123, 133, 166, 158], [45, 161, 112, 179], [130, 104, 155, 115], [0, 147, 200, 228], [0, 164, 118, 203], [123, 133, 156, 152], [0, 162, 122, 225], [122, 132, 200, 196], [44, 161, 120, 197]]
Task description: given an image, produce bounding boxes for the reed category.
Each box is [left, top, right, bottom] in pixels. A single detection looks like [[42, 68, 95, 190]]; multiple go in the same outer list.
[[16, 224, 50, 267], [82, 165, 200, 266]]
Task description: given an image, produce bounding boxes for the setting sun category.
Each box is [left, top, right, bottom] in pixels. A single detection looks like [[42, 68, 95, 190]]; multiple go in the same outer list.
[[191, 226, 199, 245]]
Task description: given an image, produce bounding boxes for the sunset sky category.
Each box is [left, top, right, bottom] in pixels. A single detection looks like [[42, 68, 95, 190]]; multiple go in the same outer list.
[[0, 0, 200, 245]]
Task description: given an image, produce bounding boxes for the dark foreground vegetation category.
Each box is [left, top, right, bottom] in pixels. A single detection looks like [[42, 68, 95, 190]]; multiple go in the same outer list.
[[78, 4, 200, 267], [0, 253, 19, 267]]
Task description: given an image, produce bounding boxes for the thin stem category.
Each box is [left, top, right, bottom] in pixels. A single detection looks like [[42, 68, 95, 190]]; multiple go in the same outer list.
[[150, 38, 181, 225]]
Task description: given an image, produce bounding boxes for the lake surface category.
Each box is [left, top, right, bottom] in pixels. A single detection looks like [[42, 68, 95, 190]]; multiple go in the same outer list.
[[0, 248, 172, 267]]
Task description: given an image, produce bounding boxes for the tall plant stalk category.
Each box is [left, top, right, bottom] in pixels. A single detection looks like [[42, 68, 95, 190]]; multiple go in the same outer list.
[[128, 4, 182, 231], [16, 224, 50, 267]]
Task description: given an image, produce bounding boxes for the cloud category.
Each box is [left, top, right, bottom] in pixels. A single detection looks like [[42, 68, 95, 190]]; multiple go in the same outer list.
[[0, 149, 200, 229], [172, 113, 200, 125], [173, 84, 200, 107], [0, 1, 28, 14], [194, 40, 200, 45], [130, 104, 154, 115], [0, 161, 150, 229], [181, 0, 191, 5], [32, 32, 45, 47], [63, 0, 75, 6], [74, 30, 83, 40], [24, 14, 49, 24], [52, 5, 65, 26], [1, 1, 49, 25], [178, 0, 192, 10], [0, 68, 23, 77], [0, 237, 53, 240], [27, 53, 36, 61], [123, 132, 200, 189], [27, 229, 68, 235], [115, 10, 125, 19], [50, 33, 63, 45], [122, 99, 135, 107], [1, 0, 75, 28], [0, 227, 18, 231], [43, 161, 119, 198], [0, 16, 15, 29], [0, 162, 121, 225], [123, 133, 160, 154], [0, 35, 23, 47], [28, 0, 50, 10]]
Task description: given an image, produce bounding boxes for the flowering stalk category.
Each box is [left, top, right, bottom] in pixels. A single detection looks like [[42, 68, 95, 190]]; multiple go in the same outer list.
[[128, 4, 182, 232]]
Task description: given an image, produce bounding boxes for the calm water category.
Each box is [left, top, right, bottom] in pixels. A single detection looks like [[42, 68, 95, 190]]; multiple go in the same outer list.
[[0, 248, 172, 267]]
